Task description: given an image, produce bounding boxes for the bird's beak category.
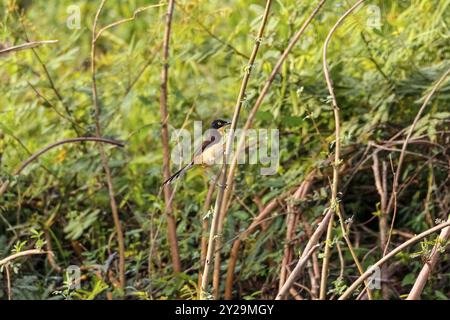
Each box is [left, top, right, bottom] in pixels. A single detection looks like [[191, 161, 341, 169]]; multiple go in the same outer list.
[[225, 120, 232, 126]]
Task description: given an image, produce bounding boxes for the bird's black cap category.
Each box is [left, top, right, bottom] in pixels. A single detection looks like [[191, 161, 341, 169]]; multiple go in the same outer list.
[[211, 119, 232, 129]]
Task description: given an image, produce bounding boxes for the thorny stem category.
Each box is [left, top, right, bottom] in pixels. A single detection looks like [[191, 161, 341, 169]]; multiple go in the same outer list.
[[201, 0, 273, 300], [0, 137, 124, 198], [159, 0, 182, 273], [339, 221, 450, 300], [91, 0, 126, 290], [319, 0, 365, 299], [383, 67, 450, 256], [216, 0, 328, 299]]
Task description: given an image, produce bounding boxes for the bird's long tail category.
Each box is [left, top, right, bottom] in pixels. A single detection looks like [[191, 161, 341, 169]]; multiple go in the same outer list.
[[161, 162, 193, 187]]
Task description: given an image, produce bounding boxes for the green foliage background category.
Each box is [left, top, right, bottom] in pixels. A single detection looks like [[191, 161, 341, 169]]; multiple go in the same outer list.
[[0, 0, 449, 299]]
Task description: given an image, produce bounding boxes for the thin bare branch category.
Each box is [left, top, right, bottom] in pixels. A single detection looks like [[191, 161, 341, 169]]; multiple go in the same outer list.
[[0, 249, 46, 266], [94, 3, 166, 42], [276, 209, 333, 300], [91, 0, 126, 289], [407, 215, 450, 300], [202, 0, 273, 300], [159, 0, 182, 273], [0, 40, 58, 55], [0, 137, 124, 198], [383, 67, 450, 255], [340, 221, 450, 300], [319, 0, 366, 299], [219, 0, 328, 239]]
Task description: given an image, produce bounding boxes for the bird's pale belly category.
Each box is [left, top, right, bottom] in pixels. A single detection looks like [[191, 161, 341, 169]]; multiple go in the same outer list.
[[194, 142, 225, 166]]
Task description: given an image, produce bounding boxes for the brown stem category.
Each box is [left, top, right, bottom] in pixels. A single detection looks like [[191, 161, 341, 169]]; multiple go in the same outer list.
[[0, 40, 58, 55], [407, 215, 450, 300], [198, 181, 216, 297], [218, 0, 327, 256], [319, 0, 366, 299], [339, 221, 450, 300], [5, 265, 12, 300], [0, 249, 46, 266], [0, 137, 124, 198], [202, 0, 273, 300], [371, 152, 389, 298], [279, 172, 315, 290], [217, 0, 327, 297], [275, 207, 332, 299], [91, 0, 126, 289], [384, 67, 450, 255], [159, 0, 182, 273], [224, 192, 288, 299]]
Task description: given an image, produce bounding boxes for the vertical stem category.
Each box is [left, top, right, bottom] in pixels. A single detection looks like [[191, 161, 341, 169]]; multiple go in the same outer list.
[[319, 0, 365, 299], [276, 209, 333, 299], [216, 0, 327, 257], [202, 0, 273, 299], [198, 180, 216, 297], [159, 0, 181, 273], [91, 0, 126, 290], [6, 265, 12, 300], [384, 67, 450, 255], [319, 212, 335, 299]]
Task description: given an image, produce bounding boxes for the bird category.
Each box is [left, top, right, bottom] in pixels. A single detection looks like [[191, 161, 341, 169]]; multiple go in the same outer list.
[[162, 119, 232, 186]]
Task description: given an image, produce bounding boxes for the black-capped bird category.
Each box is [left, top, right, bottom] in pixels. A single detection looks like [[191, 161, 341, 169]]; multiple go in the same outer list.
[[162, 119, 231, 186]]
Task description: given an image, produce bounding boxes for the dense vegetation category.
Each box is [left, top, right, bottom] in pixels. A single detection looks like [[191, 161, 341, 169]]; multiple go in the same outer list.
[[0, 0, 449, 300]]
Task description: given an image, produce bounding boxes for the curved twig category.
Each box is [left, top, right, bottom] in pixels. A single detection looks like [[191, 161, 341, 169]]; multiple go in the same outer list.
[[407, 215, 450, 299], [383, 67, 450, 256], [94, 3, 166, 42], [0, 249, 47, 266], [0, 137, 124, 198], [319, 0, 366, 299], [276, 208, 333, 300], [202, 0, 273, 300], [15, 137, 124, 175], [0, 40, 58, 55]]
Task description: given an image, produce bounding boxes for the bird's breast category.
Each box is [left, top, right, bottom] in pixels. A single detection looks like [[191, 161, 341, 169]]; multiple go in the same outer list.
[[194, 137, 226, 166]]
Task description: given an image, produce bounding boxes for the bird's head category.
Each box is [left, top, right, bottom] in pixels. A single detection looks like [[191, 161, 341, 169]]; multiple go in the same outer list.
[[211, 119, 232, 129]]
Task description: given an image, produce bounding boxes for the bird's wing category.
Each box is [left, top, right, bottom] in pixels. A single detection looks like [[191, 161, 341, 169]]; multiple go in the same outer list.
[[192, 130, 220, 159]]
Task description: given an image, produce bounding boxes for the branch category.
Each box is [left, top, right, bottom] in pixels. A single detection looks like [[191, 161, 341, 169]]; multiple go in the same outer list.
[[384, 67, 450, 255], [224, 189, 292, 299], [94, 3, 166, 42], [279, 173, 315, 291], [216, 0, 327, 267], [339, 221, 450, 300], [215, 0, 327, 299], [0, 249, 47, 266], [177, 4, 249, 59], [159, 0, 182, 273], [407, 215, 450, 299], [319, 0, 366, 299], [276, 209, 333, 299], [0, 40, 58, 55], [0, 137, 124, 198], [201, 0, 273, 300], [91, 0, 125, 289]]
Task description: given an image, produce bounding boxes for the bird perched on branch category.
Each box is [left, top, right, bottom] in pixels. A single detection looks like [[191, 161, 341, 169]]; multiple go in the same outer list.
[[162, 119, 231, 186]]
